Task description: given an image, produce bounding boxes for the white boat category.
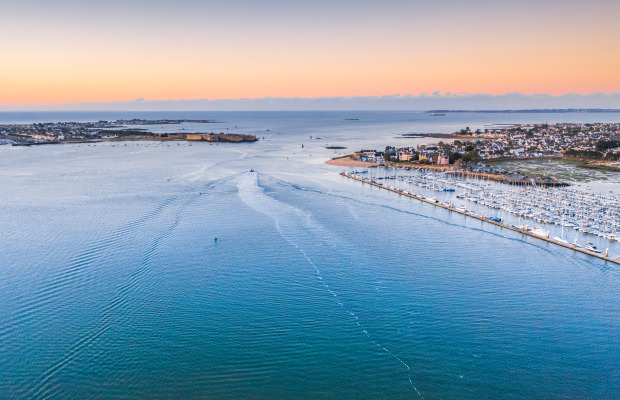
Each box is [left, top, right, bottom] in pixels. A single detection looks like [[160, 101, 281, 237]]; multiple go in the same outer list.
[[552, 236, 569, 244], [530, 227, 550, 238], [584, 243, 601, 253]]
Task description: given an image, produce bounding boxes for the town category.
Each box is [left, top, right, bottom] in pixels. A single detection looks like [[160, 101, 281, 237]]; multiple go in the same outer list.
[[355, 122, 620, 165]]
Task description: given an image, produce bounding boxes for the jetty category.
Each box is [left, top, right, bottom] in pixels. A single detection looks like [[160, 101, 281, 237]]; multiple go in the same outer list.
[[340, 171, 620, 265]]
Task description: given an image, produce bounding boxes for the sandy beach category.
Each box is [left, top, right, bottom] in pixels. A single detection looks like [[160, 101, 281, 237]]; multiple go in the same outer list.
[[325, 157, 377, 167]]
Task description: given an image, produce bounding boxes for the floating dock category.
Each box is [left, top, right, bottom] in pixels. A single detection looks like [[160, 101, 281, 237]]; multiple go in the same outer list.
[[341, 172, 620, 265]]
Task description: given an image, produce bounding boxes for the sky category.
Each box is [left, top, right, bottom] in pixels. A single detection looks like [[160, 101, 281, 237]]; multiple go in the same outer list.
[[2, 0, 620, 108]]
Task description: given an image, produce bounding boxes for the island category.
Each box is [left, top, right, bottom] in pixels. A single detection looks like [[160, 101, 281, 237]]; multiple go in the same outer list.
[[0, 119, 257, 146]]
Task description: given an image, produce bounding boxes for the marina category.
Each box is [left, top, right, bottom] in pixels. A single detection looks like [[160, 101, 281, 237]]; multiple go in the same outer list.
[[341, 169, 620, 265]]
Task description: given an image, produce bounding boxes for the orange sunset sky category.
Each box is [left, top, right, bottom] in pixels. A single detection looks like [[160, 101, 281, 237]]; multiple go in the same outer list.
[[2, 0, 619, 107]]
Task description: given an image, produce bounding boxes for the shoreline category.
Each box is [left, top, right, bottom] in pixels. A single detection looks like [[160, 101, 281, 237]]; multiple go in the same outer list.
[[398, 133, 483, 140], [333, 154, 568, 186], [325, 157, 377, 167], [7, 134, 257, 146], [580, 162, 620, 172]]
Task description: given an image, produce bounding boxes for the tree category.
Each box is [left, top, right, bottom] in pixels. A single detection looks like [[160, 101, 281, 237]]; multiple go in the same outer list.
[[449, 152, 462, 164], [595, 140, 620, 152], [462, 150, 479, 162]]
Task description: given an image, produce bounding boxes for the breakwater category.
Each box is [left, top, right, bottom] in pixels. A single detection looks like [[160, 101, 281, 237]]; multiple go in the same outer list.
[[341, 171, 620, 265]]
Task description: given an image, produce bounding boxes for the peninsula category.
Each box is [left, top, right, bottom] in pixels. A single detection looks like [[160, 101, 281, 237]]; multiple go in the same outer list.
[[335, 122, 620, 186]]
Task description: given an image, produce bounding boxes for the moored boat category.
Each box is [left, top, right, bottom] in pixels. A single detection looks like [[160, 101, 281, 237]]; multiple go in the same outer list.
[[530, 227, 550, 238]]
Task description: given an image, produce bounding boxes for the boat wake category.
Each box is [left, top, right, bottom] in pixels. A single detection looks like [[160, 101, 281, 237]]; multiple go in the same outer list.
[[270, 175, 562, 258], [237, 172, 424, 399]]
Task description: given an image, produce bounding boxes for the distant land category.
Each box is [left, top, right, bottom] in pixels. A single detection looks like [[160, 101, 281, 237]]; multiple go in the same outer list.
[[3, 93, 620, 112], [0, 119, 257, 145], [428, 108, 620, 114]]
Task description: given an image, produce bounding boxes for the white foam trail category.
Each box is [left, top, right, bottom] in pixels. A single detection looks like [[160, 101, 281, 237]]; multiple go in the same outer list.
[[237, 172, 424, 399]]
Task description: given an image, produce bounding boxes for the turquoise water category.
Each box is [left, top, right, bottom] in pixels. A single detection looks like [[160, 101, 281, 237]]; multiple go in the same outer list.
[[1, 112, 619, 399]]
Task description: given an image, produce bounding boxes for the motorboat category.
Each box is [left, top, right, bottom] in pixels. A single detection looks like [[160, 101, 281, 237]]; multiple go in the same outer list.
[[530, 227, 550, 238]]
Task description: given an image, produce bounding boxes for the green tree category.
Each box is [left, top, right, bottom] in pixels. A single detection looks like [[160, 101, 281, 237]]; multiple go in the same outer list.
[[462, 150, 479, 162], [449, 152, 462, 164]]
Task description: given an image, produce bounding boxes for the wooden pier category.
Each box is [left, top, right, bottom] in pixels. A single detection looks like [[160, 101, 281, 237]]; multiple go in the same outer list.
[[341, 172, 620, 265]]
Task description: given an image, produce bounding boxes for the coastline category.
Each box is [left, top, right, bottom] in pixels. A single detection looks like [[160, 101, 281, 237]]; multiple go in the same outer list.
[[6, 134, 257, 146], [580, 162, 620, 172], [398, 133, 482, 139], [325, 156, 377, 167]]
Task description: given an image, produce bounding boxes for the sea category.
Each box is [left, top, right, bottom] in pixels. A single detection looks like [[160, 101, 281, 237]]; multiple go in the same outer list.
[[1, 111, 619, 399]]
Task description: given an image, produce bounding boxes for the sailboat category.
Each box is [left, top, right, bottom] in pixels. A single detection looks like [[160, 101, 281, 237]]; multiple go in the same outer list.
[[553, 216, 569, 244]]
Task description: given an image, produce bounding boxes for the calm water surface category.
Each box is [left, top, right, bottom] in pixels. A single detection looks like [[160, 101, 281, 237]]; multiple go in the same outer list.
[[1, 111, 619, 399]]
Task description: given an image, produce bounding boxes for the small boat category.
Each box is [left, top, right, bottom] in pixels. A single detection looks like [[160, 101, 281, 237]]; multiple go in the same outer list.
[[530, 227, 550, 238], [552, 236, 569, 244], [584, 243, 601, 253]]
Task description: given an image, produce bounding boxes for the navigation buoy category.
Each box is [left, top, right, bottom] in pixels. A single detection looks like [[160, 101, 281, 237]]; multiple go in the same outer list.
[[214, 237, 218, 242]]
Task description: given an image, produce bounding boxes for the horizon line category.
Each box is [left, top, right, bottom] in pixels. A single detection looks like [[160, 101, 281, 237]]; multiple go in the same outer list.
[[2, 92, 620, 112]]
